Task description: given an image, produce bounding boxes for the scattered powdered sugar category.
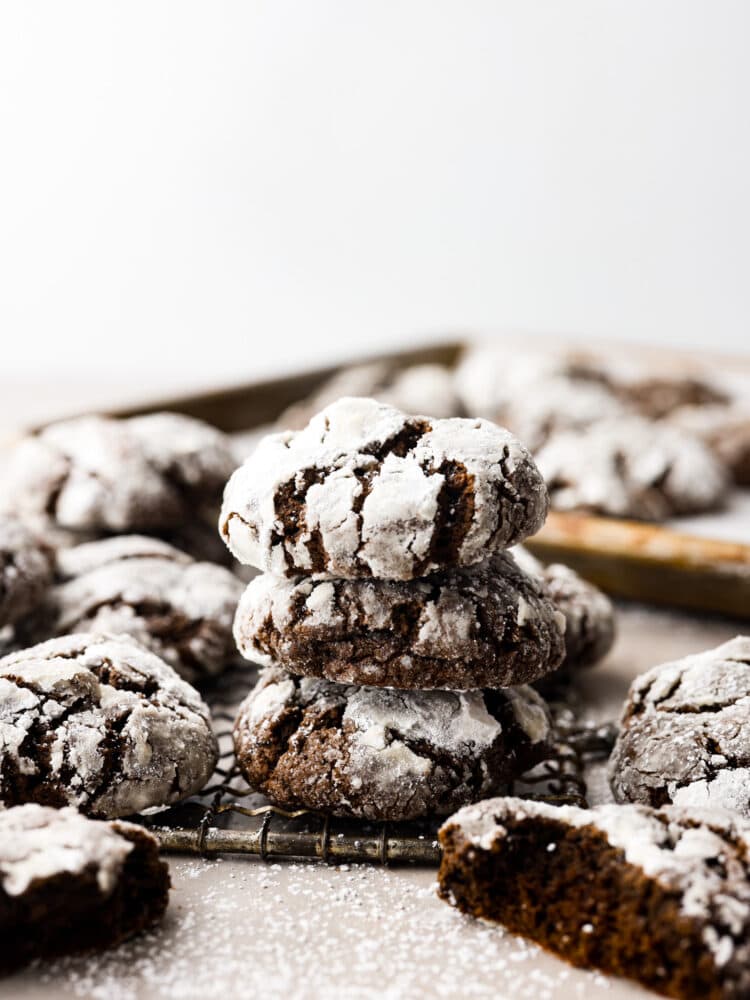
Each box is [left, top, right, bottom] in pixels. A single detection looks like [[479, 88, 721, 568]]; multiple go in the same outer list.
[[16, 857, 616, 1000]]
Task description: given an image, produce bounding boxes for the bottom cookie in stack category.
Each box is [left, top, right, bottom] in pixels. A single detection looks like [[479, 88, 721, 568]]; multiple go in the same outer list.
[[437, 797, 750, 1000], [233, 666, 552, 822]]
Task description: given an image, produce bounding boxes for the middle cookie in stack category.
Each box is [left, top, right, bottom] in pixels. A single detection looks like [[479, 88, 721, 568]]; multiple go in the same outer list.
[[220, 396, 566, 821]]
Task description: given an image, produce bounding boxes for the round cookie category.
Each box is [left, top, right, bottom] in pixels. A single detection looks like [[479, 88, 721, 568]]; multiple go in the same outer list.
[[0, 632, 218, 818], [512, 546, 615, 669], [0, 519, 54, 630], [609, 636, 750, 816], [502, 376, 626, 453], [220, 396, 549, 580], [233, 551, 566, 690], [0, 804, 170, 974], [233, 666, 551, 821], [42, 536, 243, 683], [670, 402, 750, 486], [536, 416, 729, 520], [0, 412, 236, 537], [454, 345, 614, 423]]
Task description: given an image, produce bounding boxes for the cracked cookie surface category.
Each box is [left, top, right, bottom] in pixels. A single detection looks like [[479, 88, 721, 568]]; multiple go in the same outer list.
[[233, 666, 551, 821], [0, 520, 54, 630], [438, 796, 750, 1000], [0, 632, 218, 818], [35, 535, 243, 684], [220, 396, 549, 580], [512, 546, 615, 670], [0, 412, 236, 539], [609, 636, 750, 816], [233, 552, 566, 690], [0, 803, 170, 973], [536, 416, 729, 520]]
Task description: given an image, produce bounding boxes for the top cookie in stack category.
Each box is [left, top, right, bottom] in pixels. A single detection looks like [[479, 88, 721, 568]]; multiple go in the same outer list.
[[221, 396, 565, 692], [219, 395, 549, 581]]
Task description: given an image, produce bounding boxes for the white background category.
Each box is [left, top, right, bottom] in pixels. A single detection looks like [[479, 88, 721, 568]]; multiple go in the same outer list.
[[1, 2, 748, 400]]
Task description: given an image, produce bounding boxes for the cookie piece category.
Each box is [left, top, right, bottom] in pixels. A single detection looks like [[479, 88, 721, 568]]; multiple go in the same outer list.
[[670, 403, 750, 485], [0, 803, 169, 974], [512, 547, 615, 669], [221, 396, 549, 580], [0, 633, 218, 817], [536, 416, 729, 520], [438, 797, 750, 1000], [233, 666, 551, 821], [233, 552, 566, 690], [0, 412, 235, 537], [609, 636, 750, 816], [0, 520, 54, 629], [41, 536, 243, 683]]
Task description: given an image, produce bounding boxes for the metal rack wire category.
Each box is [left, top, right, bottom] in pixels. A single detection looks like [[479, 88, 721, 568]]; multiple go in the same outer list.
[[139, 665, 617, 867]]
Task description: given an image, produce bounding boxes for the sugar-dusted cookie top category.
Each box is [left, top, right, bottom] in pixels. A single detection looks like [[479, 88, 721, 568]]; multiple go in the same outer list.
[[45, 535, 243, 683], [609, 636, 750, 816], [536, 416, 729, 520], [233, 666, 550, 822], [220, 397, 549, 580], [0, 412, 236, 536], [0, 632, 218, 818]]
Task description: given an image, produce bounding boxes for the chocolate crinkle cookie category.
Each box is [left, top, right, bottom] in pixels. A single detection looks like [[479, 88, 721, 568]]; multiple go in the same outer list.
[[512, 546, 615, 669], [233, 552, 566, 690], [669, 402, 750, 486], [609, 636, 750, 816], [31, 535, 243, 684], [536, 416, 729, 520], [0, 519, 54, 630], [220, 396, 549, 580], [0, 632, 218, 818], [0, 804, 170, 975], [233, 666, 551, 821], [438, 797, 750, 1000], [0, 412, 236, 539]]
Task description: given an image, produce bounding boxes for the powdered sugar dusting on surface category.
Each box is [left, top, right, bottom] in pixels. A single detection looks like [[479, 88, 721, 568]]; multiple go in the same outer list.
[[13, 858, 620, 1000]]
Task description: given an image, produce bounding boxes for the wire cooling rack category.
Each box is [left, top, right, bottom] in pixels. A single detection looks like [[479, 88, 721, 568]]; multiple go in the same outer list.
[[138, 665, 617, 867]]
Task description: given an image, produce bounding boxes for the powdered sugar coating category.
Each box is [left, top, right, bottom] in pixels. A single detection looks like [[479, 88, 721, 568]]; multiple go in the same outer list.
[[0, 519, 54, 629], [46, 535, 242, 683], [233, 666, 550, 821], [670, 402, 750, 485], [0, 632, 218, 818], [536, 416, 729, 519], [442, 796, 750, 973], [0, 412, 235, 535], [0, 803, 139, 897], [233, 552, 566, 690], [609, 636, 750, 816], [220, 396, 549, 580], [512, 547, 615, 669]]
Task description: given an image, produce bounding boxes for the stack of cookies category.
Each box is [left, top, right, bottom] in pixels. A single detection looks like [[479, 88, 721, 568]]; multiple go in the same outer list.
[[220, 396, 569, 822]]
